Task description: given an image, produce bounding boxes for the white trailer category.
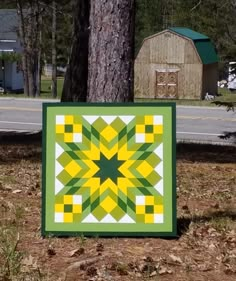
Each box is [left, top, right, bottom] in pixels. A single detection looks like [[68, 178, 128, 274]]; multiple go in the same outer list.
[[228, 61, 236, 91]]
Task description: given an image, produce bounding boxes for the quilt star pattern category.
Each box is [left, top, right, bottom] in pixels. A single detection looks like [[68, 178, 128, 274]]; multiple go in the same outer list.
[[42, 104, 176, 237]]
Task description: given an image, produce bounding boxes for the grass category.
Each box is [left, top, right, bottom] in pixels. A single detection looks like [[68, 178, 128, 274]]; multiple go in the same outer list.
[[0, 204, 47, 280], [0, 225, 22, 279], [40, 76, 63, 99], [209, 217, 235, 232], [1, 175, 18, 185], [0, 204, 23, 280], [1, 77, 236, 107], [0, 76, 64, 99], [135, 87, 236, 106]]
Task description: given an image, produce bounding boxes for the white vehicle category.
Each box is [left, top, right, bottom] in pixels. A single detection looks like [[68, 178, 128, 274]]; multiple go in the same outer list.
[[228, 61, 236, 91]]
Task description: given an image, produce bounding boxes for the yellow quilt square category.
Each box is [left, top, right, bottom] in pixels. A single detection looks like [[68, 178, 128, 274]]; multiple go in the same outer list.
[[136, 125, 145, 133], [136, 205, 145, 214], [73, 205, 82, 214], [73, 124, 82, 133], [64, 133, 73, 142], [144, 115, 153, 125], [145, 196, 154, 205], [145, 214, 154, 223], [145, 134, 154, 143], [55, 204, 64, 212], [154, 125, 163, 134], [65, 115, 74, 124], [154, 205, 163, 214], [56, 125, 64, 134], [64, 213, 73, 223], [64, 195, 73, 204]]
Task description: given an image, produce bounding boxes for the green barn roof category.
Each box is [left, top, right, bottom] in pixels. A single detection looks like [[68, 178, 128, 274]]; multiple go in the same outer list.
[[168, 27, 218, 64]]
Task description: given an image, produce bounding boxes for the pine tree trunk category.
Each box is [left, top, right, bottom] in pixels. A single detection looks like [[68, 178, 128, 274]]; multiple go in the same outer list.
[[61, 0, 90, 102], [35, 28, 41, 97], [27, 5, 35, 97], [17, 1, 42, 97], [87, 0, 135, 102], [22, 53, 29, 96], [52, 1, 57, 98], [27, 54, 35, 97], [17, 0, 29, 96], [35, 3, 42, 97]]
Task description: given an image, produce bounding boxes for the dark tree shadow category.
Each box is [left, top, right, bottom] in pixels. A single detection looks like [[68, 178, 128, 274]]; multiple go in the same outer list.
[[0, 130, 42, 144], [0, 131, 42, 164], [219, 131, 236, 144], [177, 142, 236, 163], [177, 210, 236, 237]]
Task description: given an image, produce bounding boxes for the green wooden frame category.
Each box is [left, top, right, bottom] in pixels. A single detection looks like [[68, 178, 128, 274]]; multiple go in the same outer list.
[[42, 103, 176, 237]]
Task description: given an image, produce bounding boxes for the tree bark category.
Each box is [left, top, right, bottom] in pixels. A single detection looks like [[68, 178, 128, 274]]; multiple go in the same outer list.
[[26, 4, 35, 97], [61, 0, 90, 102], [17, 0, 29, 96], [17, 0, 43, 97], [35, 1, 42, 97], [35, 22, 42, 97], [52, 0, 57, 98], [87, 0, 135, 102]]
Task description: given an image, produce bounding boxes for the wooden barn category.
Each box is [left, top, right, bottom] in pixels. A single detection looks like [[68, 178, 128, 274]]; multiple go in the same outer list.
[[134, 27, 218, 100]]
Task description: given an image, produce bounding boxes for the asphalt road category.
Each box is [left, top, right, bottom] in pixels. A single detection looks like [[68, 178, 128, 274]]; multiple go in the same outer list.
[[0, 97, 235, 145]]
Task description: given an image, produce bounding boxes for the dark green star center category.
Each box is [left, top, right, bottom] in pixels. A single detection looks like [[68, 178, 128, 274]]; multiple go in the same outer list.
[[94, 153, 124, 184]]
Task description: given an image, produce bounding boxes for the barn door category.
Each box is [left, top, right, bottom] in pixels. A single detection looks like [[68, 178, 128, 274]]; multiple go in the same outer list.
[[155, 70, 178, 99]]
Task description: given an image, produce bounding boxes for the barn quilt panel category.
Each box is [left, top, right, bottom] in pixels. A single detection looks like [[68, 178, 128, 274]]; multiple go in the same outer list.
[[42, 103, 176, 236]]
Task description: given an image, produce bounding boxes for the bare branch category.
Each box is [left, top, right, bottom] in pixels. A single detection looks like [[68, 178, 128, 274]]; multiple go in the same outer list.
[[190, 0, 201, 12], [38, 0, 72, 17], [225, 23, 236, 44]]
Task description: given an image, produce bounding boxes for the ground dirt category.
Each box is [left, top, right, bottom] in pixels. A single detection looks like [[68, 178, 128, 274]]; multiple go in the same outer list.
[[0, 138, 235, 281]]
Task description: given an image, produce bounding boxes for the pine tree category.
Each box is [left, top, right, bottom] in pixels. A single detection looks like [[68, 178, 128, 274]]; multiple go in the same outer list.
[[135, 0, 175, 55], [87, 0, 135, 102], [52, 0, 57, 98], [61, 0, 89, 102]]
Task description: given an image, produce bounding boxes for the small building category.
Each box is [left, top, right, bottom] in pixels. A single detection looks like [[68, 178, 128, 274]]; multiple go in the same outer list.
[[227, 62, 236, 91], [135, 27, 218, 100], [0, 9, 23, 92]]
